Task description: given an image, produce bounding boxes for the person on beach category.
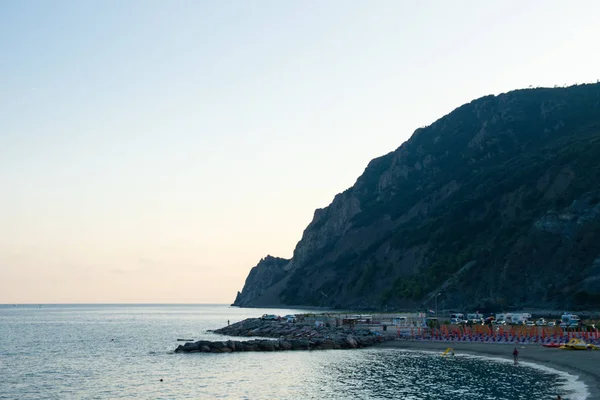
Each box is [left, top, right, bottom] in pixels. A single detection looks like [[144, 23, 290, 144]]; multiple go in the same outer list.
[[512, 348, 519, 365]]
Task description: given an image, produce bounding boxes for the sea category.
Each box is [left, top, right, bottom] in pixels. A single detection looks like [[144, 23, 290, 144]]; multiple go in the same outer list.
[[0, 304, 589, 400]]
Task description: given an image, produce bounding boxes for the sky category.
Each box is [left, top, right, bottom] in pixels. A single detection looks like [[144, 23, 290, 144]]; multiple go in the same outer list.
[[1, 1, 600, 304]]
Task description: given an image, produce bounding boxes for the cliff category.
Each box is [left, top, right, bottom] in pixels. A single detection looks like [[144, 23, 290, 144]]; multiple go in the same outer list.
[[233, 255, 289, 307], [233, 83, 600, 311]]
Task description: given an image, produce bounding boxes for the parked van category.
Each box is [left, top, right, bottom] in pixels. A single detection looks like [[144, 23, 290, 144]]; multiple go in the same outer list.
[[560, 313, 580, 328], [509, 313, 532, 324], [466, 313, 483, 323], [495, 313, 510, 322]]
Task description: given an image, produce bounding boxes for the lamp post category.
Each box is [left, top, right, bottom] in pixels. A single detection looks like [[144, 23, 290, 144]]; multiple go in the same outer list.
[[435, 293, 441, 317]]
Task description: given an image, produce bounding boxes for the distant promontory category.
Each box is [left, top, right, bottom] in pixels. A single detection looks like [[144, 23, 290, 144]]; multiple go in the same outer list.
[[234, 83, 600, 312]]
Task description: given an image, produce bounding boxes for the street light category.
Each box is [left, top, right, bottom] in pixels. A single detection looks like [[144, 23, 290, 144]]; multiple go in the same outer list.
[[435, 293, 442, 317]]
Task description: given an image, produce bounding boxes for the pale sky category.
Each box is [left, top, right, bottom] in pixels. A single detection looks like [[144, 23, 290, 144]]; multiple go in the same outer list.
[[1, 1, 599, 304]]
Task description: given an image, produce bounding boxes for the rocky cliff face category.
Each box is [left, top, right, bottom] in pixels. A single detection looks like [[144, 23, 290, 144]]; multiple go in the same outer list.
[[233, 83, 600, 311], [233, 255, 289, 307]]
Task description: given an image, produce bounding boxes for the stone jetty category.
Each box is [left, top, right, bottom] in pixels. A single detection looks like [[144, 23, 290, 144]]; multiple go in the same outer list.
[[174, 317, 394, 353]]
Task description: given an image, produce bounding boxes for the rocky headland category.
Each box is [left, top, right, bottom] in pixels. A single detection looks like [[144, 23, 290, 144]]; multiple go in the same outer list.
[[174, 318, 394, 353], [234, 83, 600, 312]]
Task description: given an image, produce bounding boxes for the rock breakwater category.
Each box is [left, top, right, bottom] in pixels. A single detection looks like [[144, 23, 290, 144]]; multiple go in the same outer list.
[[174, 317, 394, 353]]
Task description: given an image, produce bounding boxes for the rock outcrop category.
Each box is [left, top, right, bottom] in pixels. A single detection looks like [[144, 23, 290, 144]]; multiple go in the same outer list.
[[233, 83, 600, 311], [174, 318, 392, 353], [233, 256, 289, 307]]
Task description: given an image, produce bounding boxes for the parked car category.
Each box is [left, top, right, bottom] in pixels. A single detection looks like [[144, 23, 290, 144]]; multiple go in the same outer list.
[[493, 320, 507, 326], [546, 321, 556, 326], [525, 320, 535, 327], [261, 314, 279, 321], [535, 318, 546, 326], [283, 314, 296, 323]]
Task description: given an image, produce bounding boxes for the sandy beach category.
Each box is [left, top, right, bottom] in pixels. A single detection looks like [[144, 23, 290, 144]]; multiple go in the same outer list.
[[379, 340, 600, 399]]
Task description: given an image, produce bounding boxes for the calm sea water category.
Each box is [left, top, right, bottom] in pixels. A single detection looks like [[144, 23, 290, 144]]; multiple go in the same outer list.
[[0, 304, 588, 399]]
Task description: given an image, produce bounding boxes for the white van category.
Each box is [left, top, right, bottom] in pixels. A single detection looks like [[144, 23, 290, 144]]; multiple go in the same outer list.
[[466, 313, 483, 323], [560, 313, 580, 328], [510, 313, 532, 324]]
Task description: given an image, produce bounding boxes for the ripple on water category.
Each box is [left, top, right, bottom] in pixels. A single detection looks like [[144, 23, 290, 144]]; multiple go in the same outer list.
[[0, 305, 589, 400]]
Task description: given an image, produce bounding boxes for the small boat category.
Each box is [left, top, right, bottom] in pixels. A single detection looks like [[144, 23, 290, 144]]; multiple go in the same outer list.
[[559, 338, 597, 350], [543, 342, 563, 348]]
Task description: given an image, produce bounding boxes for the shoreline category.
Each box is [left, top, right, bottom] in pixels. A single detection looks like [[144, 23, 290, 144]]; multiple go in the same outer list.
[[195, 316, 599, 398], [379, 340, 600, 399]]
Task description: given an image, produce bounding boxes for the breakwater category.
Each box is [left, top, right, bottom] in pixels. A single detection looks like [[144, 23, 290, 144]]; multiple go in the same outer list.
[[174, 317, 394, 353]]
